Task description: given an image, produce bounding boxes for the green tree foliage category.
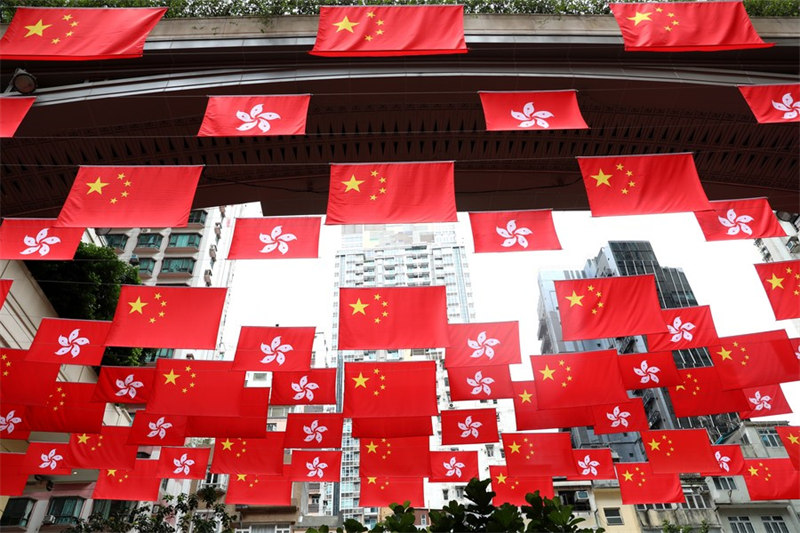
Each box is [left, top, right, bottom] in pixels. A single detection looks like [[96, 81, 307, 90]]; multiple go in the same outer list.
[[661, 519, 710, 533]]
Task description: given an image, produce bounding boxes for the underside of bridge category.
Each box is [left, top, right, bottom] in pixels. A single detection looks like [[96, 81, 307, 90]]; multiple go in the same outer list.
[[1, 15, 798, 219]]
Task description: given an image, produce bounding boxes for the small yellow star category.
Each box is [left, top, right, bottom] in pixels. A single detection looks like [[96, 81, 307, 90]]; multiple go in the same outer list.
[[352, 372, 369, 388], [365, 35, 373, 42], [86, 177, 109, 195], [349, 298, 369, 315], [51, 38, 60, 44], [333, 16, 359, 33], [518, 389, 533, 403], [591, 169, 612, 187], [24, 19, 52, 37], [342, 174, 365, 192]]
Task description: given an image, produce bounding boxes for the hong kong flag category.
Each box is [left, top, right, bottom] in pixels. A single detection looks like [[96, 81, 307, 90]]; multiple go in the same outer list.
[[227, 217, 321, 260], [127, 413, 188, 446], [198, 95, 311, 137], [94, 460, 161, 502], [284, 413, 344, 449], [739, 384, 793, 419], [742, 458, 800, 501], [0, 219, 83, 260], [617, 351, 682, 390], [703, 445, 745, 476], [512, 381, 594, 431], [469, 210, 561, 253], [710, 330, 797, 389], [92, 366, 155, 404], [446, 321, 521, 367], [646, 305, 719, 352], [156, 447, 211, 479], [361, 476, 424, 507], [591, 399, 649, 435], [754, 260, 800, 320], [440, 408, 499, 445], [429, 451, 479, 483], [531, 351, 628, 409], [26, 318, 111, 366], [0, 97, 35, 137], [343, 361, 438, 418], [447, 365, 514, 401], [225, 469, 293, 506], [568, 449, 617, 481], [670, 366, 749, 418], [232, 326, 315, 371], [739, 84, 800, 123], [776, 426, 800, 470], [270, 368, 337, 405], [490, 465, 554, 505], [694, 198, 786, 241], [503, 432, 576, 477], [289, 450, 341, 482], [24, 442, 72, 475], [479, 91, 588, 131], [0, 404, 31, 441], [616, 463, 684, 505], [642, 429, 718, 474]]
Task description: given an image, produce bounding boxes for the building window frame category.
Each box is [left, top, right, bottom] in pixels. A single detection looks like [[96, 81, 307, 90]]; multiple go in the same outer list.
[[712, 476, 737, 491], [603, 507, 624, 526], [758, 428, 783, 447], [161, 257, 196, 273], [168, 233, 202, 248], [762, 515, 790, 533], [135, 233, 163, 249], [728, 516, 756, 533], [46, 496, 85, 525], [0, 497, 36, 527]]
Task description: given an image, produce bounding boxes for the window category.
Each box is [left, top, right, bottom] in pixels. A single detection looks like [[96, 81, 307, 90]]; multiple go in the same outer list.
[[138, 257, 156, 274], [200, 472, 225, 490], [104, 234, 128, 249], [680, 489, 710, 509], [168, 233, 202, 248], [187, 210, 207, 224], [728, 516, 755, 533], [142, 348, 174, 364], [0, 498, 35, 526], [762, 516, 790, 533], [135, 233, 163, 249], [758, 428, 782, 447], [161, 257, 196, 273], [603, 508, 623, 526], [636, 503, 673, 511], [713, 477, 737, 490], [92, 500, 135, 520], [47, 496, 85, 525], [442, 489, 449, 500], [420, 514, 428, 526]]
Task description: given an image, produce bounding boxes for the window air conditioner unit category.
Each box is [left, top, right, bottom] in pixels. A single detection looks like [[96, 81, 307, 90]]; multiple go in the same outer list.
[[575, 490, 590, 502], [43, 515, 57, 525]]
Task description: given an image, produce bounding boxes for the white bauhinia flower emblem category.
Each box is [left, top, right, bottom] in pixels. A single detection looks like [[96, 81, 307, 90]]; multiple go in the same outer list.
[[666, 317, 695, 343], [259, 226, 297, 255], [236, 104, 280, 132], [0, 410, 22, 434], [260, 336, 294, 365], [115, 373, 144, 399], [173, 453, 195, 475], [578, 454, 600, 476], [467, 331, 501, 359], [717, 209, 754, 236], [457, 415, 482, 439], [466, 371, 494, 396], [306, 456, 328, 478], [147, 417, 173, 439], [748, 390, 772, 411], [21, 228, 61, 256], [606, 405, 631, 428], [40, 448, 63, 470], [495, 219, 533, 249], [511, 102, 554, 128], [795, 343, 800, 360], [715, 451, 731, 472], [772, 92, 800, 120], [303, 419, 328, 443], [633, 360, 660, 384], [291, 375, 319, 401], [55, 328, 90, 358], [443, 457, 465, 478]]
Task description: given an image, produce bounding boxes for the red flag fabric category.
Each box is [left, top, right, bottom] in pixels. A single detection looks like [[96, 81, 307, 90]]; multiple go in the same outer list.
[[641, 429, 717, 474], [156, 447, 211, 479], [227, 217, 321, 259], [490, 465, 554, 504], [270, 368, 337, 405], [198, 95, 311, 137], [28, 382, 104, 434], [284, 413, 343, 449], [0, 7, 166, 61], [739, 384, 793, 419], [567, 449, 617, 481], [616, 463, 684, 505], [440, 408, 499, 445], [445, 322, 521, 367], [512, 381, 594, 431], [344, 361, 438, 419], [0, 280, 11, 309], [710, 330, 797, 389], [67, 427, 138, 470], [0, 219, 83, 260], [326, 162, 457, 225], [617, 351, 682, 390], [591, 399, 649, 435], [56, 166, 202, 228], [24, 442, 72, 475], [739, 84, 800, 123], [576, 153, 710, 216], [351, 416, 433, 439], [360, 476, 424, 507], [127, 413, 188, 446], [646, 306, 719, 352], [0, 348, 59, 406], [503, 432, 576, 477], [754, 261, 800, 320], [360, 436, 431, 477], [694, 198, 786, 241], [338, 286, 448, 350], [742, 458, 800, 500], [225, 469, 293, 506], [555, 275, 666, 341], [311, 5, 466, 57], [0, 454, 29, 496], [447, 365, 514, 401], [479, 91, 588, 131], [232, 326, 315, 371], [429, 451, 479, 483], [703, 445, 745, 476], [468, 210, 561, 253], [776, 426, 800, 470], [289, 450, 341, 482], [106, 285, 226, 349], [609, 1, 770, 52], [531, 351, 628, 409], [94, 460, 161, 502], [92, 366, 155, 404], [186, 414, 267, 439], [0, 97, 35, 137], [210, 435, 284, 475], [26, 318, 111, 365], [0, 404, 31, 440], [670, 366, 750, 418]]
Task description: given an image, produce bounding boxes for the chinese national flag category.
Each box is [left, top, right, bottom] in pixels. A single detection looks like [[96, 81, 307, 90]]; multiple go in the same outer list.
[[609, 1, 770, 52], [344, 361, 438, 419], [24, 442, 72, 475], [776, 426, 800, 470], [591, 399, 649, 435], [445, 321, 521, 367], [93, 460, 161, 502], [106, 285, 226, 349], [531, 351, 628, 409], [0, 97, 35, 137], [440, 408, 499, 445], [576, 153, 710, 216], [429, 451, 479, 483], [739, 384, 793, 419], [710, 330, 797, 389], [186, 414, 267, 439], [311, 5, 466, 57], [56, 166, 202, 228], [67, 426, 138, 470], [469, 210, 561, 253], [646, 306, 719, 352], [360, 476, 424, 507], [742, 459, 800, 500], [26, 318, 111, 366], [351, 416, 433, 439], [694, 198, 786, 241], [617, 351, 682, 390], [702, 445, 745, 476], [503, 432, 576, 477], [227, 217, 321, 259], [210, 435, 285, 475], [92, 366, 155, 404], [512, 381, 594, 431], [447, 365, 514, 401], [127, 413, 188, 446], [568, 449, 617, 481], [641, 429, 718, 474], [289, 450, 341, 482], [739, 84, 800, 123], [0, 218, 83, 260], [555, 275, 666, 341], [0, 7, 166, 61], [232, 326, 315, 372], [0, 348, 59, 406], [360, 436, 431, 477], [616, 463, 684, 505], [0, 404, 31, 440], [490, 465, 554, 505], [198, 95, 311, 137], [270, 368, 337, 405], [225, 469, 293, 506], [325, 162, 457, 225], [754, 261, 800, 320], [670, 366, 749, 418], [479, 91, 588, 131], [156, 447, 211, 479], [284, 413, 343, 449], [28, 382, 105, 434]]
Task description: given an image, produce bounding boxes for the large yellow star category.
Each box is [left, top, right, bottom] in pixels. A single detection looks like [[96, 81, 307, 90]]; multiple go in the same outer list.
[[518, 389, 533, 403], [766, 273, 785, 290], [591, 169, 612, 187], [236, 473, 247, 481], [333, 16, 359, 33], [508, 441, 521, 454], [365, 441, 378, 453], [627, 11, 653, 26], [352, 372, 369, 388], [539, 365, 556, 381], [77, 433, 90, 444], [622, 470, 634, 482], [748, 466, 759, 476], [342, 174, 365, 192], [788, 433, 800, 446], [24, 19, 52, 37], [717, 347, 732, 361], [221, 439, 234, 451], [495, 473, 507, 484], [349, 298, 369, 315], [367, 476, 377, 484], [565, 291, 584, 307], [107, 469, 117, 477], [86, 177, 109, 195], [162, 369, 180, 385], [647, 438, 661, 451], [128, 297, 148, 314]]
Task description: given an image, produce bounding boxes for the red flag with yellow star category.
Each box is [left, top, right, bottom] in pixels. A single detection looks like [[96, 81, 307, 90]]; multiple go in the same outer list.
[[210, 435, 285, 475], [0, 7, 166, 61], [55, 166, 202, 228], [554, 275, 666, 341], [669, 366, 749, 418], [502, 432, 576, 477], [360, 436, 431, 478], [776, 426, 800, 470], [530, 351, 628, 409], [445, 321, 522, 367], [0, 453, 30, 496], [311, 5, 466, 57], [641, 429, 718, 474], [343, 361, 438, 418], [489, 465, 554, 505], [93, 460, 161, 502], [351, 416, 433, 438], [225, 468, 294, 505], [0, 218, 83, 260], [576, 153, 710, 216], [27, 382, 104, 434], [616, 463, 684, 505], [0, 97, 35, 137], [0, 348, 59, 406], [754, 260, 800, 320], [269, 368, 337, 405], [360, 475, 424, 507], [440, 408, 499, 445], [186, 414, 268, 439], [609, 1, 770, 52], [105, 285, 226, 349], [710, 330, 797, 390], [742, 458, 800, 500], [67, 426, 138, 470], [512, 380, 594, 431], [337, 286, 448, 349], [325, 162, 457, 225]]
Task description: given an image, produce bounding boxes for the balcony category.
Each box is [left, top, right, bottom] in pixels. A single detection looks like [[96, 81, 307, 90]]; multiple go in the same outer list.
[[158, 258, 196, 279], [165, 232, 202, 253]]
